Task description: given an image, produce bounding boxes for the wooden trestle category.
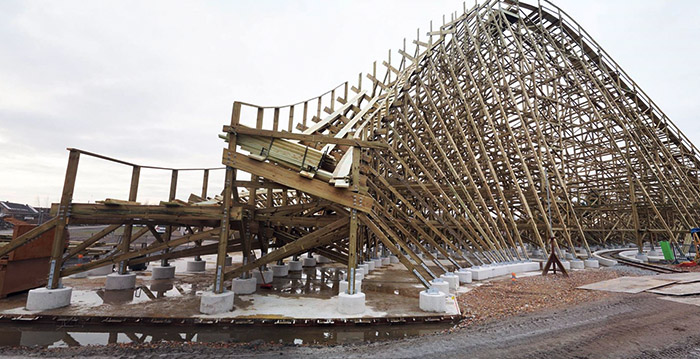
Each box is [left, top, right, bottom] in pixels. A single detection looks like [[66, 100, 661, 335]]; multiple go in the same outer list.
[[5, 0, 700, 292]]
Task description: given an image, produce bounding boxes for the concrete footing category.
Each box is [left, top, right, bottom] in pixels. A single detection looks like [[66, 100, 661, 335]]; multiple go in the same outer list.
[[26, 287, 72, 311], [288, 260, 303, 271], [570, 259, 585, 269], [337, 292, 365, 315], [584, 259, 600, 268], [381, 257, 391, 266], [105, 273, 136, 290], [560, 260, 571, 270], [359, 263, 370, 275], [253, 269, 274, 285], [199, 291, 234, 314], [390, 255, 399, 264], [271, 264, 289, 277], [429, 278, 450, 294], [151, 265, 176, 280], [419, 290, 446, 312], [635, 253, 649, 263], [231, 277, 257, 294], [456, 269, 472, 284], [186, 260, 206, 272], [302, 257, 317, 267], [338, 279, 362, 294], [372, 258, 383, 269], [367, 260, 376, 271], [440, 273, 459, 290]]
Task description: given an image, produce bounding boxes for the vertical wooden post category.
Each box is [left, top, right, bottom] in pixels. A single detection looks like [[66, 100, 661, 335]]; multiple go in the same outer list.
[[48, 149, 80, 289], [118, 165, 140, 274], [347, 145, 361, 294], [161, 169, 178, 267], [214, 101, 240, 293], [194, 169, 209, 262]]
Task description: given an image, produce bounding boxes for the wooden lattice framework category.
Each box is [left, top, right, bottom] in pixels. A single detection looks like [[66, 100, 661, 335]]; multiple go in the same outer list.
[[4, 0, 700, 293]]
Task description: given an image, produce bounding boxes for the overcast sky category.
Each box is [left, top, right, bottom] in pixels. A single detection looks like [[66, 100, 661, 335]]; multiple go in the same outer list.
[[1, 0, 699, 207]]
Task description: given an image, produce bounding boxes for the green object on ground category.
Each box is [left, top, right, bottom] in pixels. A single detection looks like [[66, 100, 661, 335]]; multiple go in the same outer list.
[[660, 241, 674, 261]]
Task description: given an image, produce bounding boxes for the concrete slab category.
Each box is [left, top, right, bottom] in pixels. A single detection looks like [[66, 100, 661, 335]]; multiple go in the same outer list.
[[659, 296, 700, 307], [578, 276, 676, 294], [654, 272, 700, 284], [647, 282, 700, 296]]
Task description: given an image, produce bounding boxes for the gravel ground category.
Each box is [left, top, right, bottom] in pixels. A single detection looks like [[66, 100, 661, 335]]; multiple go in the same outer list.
[[3, 267, 699, 358]]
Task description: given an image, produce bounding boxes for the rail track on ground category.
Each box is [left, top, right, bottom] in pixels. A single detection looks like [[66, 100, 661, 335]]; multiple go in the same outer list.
[[599, 249, 685, 274]]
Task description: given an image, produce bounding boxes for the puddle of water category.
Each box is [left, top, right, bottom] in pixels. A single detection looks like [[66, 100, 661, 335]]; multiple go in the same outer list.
[[0, 323, 452, 348]]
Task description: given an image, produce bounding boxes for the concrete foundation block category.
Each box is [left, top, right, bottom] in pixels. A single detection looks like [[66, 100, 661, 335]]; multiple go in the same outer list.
[[337, 292, 366, 315], [271, 264, 289, 277], [26, 287, 72, 311], [492, 264, 508, 277], [253, 269, 274, 285], [469, 266, 492, 281], [359, 263, 370, 274], [151, 265, 176, 280], [367, 260, 375, 271], [390, 255, 399, 264], [419, 290, 446, 312], [584, 259, 600, 268], [429, 278, 450, 294], [565, 253, 575, 260], [87, 265, 113, 276], [186, 260, 206, 272], [288, 260, 303, 271], [372, 258, 383, 269], [570, 259, 585, 269], [231, 277, 257, 294], [523, 261, 541, 272], [440, 273, 459, 290], [381, 257, 391, 266], [635, 253, 649, 263], [302, 257, 317, 267], [339, 279, 362, 294], [199, 291, 234, 314], [560, 260, 571, 270], [456, 269, 472, 284], [105, 273, 136, 290]]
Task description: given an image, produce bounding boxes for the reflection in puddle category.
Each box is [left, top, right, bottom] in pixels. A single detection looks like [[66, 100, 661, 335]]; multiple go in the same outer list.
[[72, 283, 197, 307], [0, 323, 451, 348]]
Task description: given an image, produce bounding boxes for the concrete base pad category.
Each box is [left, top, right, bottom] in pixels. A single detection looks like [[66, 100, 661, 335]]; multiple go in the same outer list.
[[456, 269, 472, 284], [440, 273, 459, 290], [186, 260, 206, 272], [253, 269, 274, 285], [199, 291, 234, 314], [429, 279, 450, 294], [367, 260, 375, 271], [570, 260, 585, 269], [339, 279, 362, 294], [271, 264, 289, 277], [372, 258, 383, 269], [287, 260, 303, 271], [419, 290, 446, 312], [390, 255, 399, 264], [584, 259, 600, 268], [302, 257, 317, 267], [358, 263, 370, 275], [635, 253, 649, 263], [381, 257, 391, 265], [560, 260, 571, 270], [26, 287, 72, 311], [231, 277, 257, 294], [105, 273, 136, 290], [337, 292, 366, 315], [151, 265, 176, 280]]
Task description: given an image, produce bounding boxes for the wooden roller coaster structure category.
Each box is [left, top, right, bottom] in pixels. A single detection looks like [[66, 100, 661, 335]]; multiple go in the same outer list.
[[3, 0, 700, 296]]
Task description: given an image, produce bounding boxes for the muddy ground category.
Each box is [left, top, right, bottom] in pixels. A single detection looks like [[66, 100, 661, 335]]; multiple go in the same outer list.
[[2, 267, 700, 358]]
